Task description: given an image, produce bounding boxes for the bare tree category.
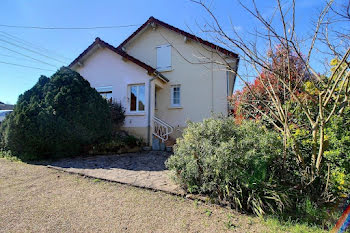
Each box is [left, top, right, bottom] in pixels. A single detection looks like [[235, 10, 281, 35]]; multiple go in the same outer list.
[[320, 0, 350, 57], [192, 0, 350, 185]]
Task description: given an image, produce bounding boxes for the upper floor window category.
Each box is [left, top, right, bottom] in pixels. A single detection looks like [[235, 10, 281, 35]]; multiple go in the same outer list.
[[130, 84, 145, 112], [171, 84, 181, 107], [156, 44, 172, 72], [96, 86, 113, 102]]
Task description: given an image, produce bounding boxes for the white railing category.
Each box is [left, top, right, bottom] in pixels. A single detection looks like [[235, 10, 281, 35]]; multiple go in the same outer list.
[[153, 116, 174, 142]]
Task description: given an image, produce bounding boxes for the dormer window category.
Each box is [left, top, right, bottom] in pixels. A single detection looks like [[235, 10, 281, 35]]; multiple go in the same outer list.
[[156, 44, 172, 72]]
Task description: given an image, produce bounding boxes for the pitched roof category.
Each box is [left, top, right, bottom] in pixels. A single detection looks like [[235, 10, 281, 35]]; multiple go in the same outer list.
[[69, 38, 152, 73], [0, 103, 14, 110], [68, 37, 169, 82], [117, 16, 239, 59]]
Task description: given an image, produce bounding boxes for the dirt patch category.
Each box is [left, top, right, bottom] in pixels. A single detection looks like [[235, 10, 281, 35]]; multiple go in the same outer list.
[[0, 158, 270, 233]]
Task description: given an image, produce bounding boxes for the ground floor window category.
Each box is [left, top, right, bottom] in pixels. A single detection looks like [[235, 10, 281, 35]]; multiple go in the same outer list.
[[171, 84, 181, 107], [130, 84, 145, 112], [96, 86, 113, 102]]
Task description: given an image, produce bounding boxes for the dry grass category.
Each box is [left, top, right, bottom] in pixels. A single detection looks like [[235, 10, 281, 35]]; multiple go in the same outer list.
[[0, 158, 267, 233], [0, 158, 324, 233]]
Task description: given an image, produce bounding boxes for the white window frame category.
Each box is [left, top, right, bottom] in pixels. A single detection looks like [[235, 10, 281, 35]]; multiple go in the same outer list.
[[171, 84, 181, 107], [156, 44, 172, 72], [129, 84, 145, 112]]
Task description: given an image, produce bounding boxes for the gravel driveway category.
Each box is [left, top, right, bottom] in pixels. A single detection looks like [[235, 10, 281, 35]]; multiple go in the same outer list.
[[48, 151, 184, 195]]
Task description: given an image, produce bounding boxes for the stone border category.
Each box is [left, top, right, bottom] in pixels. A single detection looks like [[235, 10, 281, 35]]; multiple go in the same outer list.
[[47, 165, 183, 196]]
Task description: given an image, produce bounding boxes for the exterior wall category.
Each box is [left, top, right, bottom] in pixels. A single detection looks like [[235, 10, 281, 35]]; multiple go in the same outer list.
[[120, 126, 148, 141], [227, 71, 235, 96], [73, 48, 151, 141], [124, 25, 235, 130]]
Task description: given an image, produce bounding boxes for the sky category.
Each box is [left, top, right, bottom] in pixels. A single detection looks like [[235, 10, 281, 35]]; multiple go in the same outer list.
[[0, 0, 327, 104]]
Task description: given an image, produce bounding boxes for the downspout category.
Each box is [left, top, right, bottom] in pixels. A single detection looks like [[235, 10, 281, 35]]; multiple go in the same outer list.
[[228, 57, 239, 116], [147, 76, 156, 146], [211, 51, 214, 112], [226, 70, 230, 115], [232, 57, 240, 92]]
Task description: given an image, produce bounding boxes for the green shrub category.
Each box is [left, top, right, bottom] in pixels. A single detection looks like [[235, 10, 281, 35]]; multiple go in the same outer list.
[[166, 117, 349, 227], [166, 118, 290, 216], [109, 100, 125, 132], [290, 106, 350, 200], [90, 133, 142, 154], [324, 108, 350, 197], [0, 67, 112, 160]]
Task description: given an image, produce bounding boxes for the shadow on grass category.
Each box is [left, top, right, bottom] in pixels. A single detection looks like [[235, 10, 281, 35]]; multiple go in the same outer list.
[[27, 152, 171, 172]]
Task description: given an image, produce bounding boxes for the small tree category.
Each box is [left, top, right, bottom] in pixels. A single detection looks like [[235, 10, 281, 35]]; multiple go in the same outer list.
[[0, 67, 112, 159], [232, 45, 309, 122], [192, 0, 350, 190]]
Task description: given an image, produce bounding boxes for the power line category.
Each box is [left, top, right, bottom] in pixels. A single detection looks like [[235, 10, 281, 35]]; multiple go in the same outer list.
[[0, 24, 140, 30], [0, 38, 66, 63], [0, 53, 24, 60], [0, 53, 56, 68], [0, 45, 58, 68], [0, 31, 71, 61], [0, 52, 50, 63], [0, 60, 55, 71]]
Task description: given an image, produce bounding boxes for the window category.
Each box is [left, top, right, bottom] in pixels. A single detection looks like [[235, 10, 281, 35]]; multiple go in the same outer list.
[[171, 85, 181, 107], [96, 86, 113, 102], [156, 44, 172, 71], [130, 84, 145, 112], [155, 89, 157, 109]]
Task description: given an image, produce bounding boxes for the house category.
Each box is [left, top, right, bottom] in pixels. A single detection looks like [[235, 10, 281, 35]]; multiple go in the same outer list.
[[69, 16, 239, 149], [0, 102, 14, 110]]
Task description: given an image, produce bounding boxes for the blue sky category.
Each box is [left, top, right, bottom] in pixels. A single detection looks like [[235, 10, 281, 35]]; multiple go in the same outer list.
[[0, 0, 326, 104]]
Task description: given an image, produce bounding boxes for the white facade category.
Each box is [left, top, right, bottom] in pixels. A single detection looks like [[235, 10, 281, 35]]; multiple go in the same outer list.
[[75, 48, 152, 139], [123, 25, 237, 131], [71, 18, 239, 145]]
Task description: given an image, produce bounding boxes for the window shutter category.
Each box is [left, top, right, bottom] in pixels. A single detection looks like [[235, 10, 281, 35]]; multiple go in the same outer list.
[[157, 44, 171, 71]]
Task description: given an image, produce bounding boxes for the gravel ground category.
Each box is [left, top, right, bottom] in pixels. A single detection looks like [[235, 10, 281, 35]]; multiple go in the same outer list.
[[0, 158, 270, 233], [48, 152, 183, 195]]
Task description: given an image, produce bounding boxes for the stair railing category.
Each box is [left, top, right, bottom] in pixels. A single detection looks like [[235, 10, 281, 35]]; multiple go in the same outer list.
[[153, 116, 174, 142]]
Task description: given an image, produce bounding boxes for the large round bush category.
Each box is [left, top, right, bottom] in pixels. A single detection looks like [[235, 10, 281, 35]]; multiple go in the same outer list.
[[166, 118, 290, 216], [0, 67, 112, 160]]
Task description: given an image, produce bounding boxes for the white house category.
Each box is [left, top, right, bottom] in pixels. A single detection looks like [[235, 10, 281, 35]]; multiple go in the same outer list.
[[69, 16, 239, 149]]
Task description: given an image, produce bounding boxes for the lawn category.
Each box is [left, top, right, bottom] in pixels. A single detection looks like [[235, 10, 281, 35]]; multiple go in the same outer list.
[[0, 158, 327, 233]]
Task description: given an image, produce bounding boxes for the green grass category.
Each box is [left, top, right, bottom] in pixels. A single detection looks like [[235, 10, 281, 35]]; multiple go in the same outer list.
[[262, 217, 328, 233], [193, 199, 199, 208], [224, 213, 237, 230], [204, 208, 212, 217], [0, 150, 21, 162]]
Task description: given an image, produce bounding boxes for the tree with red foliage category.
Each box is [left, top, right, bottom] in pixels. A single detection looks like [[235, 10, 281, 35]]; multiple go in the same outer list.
[[231, 45, 309, 123]]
